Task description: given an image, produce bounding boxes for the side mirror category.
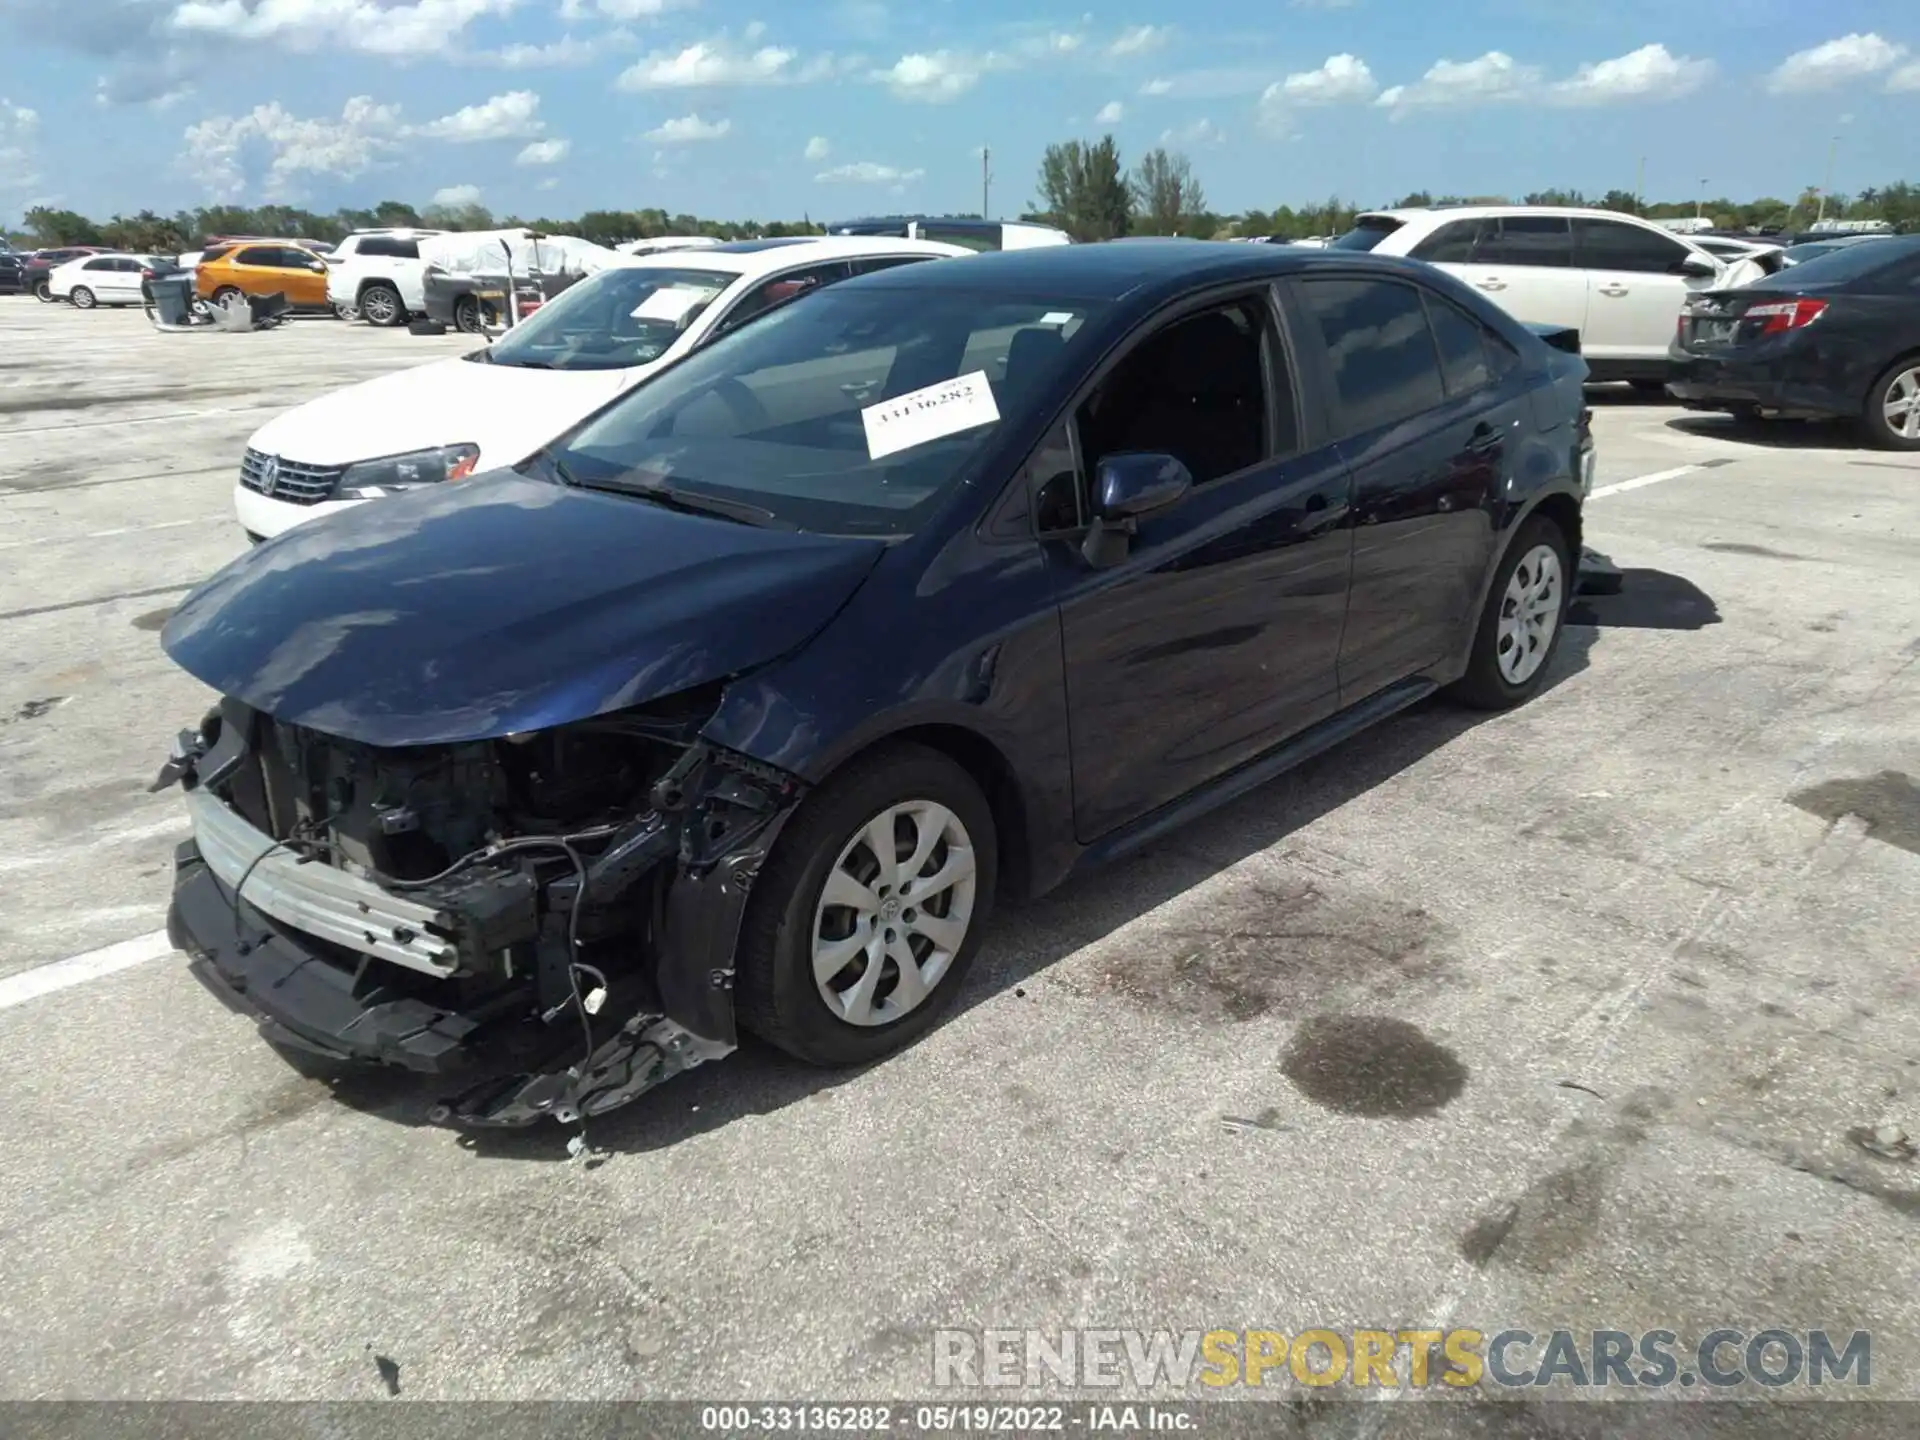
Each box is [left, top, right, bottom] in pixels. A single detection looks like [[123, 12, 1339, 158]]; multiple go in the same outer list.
[[1678, 255, 1718, 279], [1081, 453, 1192, 568], [309, 261, 327, 273]]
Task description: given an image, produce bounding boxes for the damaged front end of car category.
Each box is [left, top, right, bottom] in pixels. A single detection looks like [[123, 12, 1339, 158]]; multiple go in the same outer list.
[[155, 688, 805, 1127]]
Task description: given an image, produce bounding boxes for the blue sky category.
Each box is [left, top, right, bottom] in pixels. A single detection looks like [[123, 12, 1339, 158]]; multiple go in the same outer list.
[[3, 0, 1920, 224]]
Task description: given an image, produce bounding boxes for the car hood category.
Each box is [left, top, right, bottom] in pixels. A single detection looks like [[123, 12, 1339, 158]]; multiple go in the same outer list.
[[244, 355, 656, 471], [161, 469, 886, 747]]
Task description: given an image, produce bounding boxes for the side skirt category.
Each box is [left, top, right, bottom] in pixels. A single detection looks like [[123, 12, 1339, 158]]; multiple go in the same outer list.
[[1073, 676, 1438, 874]]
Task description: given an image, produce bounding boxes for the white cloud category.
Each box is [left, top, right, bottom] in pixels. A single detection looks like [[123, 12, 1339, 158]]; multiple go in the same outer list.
[[432, 183, 483, 206], [618, 38, 796, 88], [1375, 51, 1542, 114], [1275, 53, 1377, 105], [1549, 43, 1713, 105], [1017, 29, 1083, 58], [1141, 77, 1172, 95], [815, 160, 924, 183], [1108, 24, 1168, 56], [168, 0, 515, 58], [487, 35, 597, 67], [414, 90, 543, 141], [538, 175, 560, 189], [1094, 99, 1124, 123], [1766, 33, 1908, 94], [645, 113, 731, 142], [804, 134, 831, 160], [179, 94, 402, 201], [515, 136, 570, 164], [0, 98, 41, 196], [1890, 60, 1920, 92], [1134, 66, 1270, 99], [873, 50, 984, 101], [560, 0, 685, 16], [1159, 116, 1222, 146]]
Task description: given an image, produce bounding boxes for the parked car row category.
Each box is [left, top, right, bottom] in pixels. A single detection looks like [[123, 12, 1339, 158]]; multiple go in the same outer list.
[[153, 238, 1595, 1127]]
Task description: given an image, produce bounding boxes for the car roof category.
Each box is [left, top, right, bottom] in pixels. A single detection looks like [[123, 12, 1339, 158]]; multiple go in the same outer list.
[[841, 237, 1419, 302], [614, 235, 974, 277]]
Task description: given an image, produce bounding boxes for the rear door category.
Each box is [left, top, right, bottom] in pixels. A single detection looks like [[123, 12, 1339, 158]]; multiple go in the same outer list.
[[1290, 273, 1522, 703], [1572, 217, 1715, 363], [1440, 215, 1588, 338]]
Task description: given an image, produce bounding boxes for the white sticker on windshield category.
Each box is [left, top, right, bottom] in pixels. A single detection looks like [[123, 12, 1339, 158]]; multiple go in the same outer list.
[[631, 285, 711, 322], [861, 370, 1001, 461], [1039, 311, 1074, 325]]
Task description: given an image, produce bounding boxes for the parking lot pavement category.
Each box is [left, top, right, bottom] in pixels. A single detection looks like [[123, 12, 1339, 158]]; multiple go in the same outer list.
[[1, 308, 1915, 1409]]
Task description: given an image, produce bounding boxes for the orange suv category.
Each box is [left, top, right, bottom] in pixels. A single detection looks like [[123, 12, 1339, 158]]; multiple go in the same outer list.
[[195, 242, 332, 311]]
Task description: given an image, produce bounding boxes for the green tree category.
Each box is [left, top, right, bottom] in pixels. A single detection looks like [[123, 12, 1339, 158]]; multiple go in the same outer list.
[[1036, 135, 1132, 240], [1600, 189, 1640, 216], [1131, 147, 1208, 236], [23, 207, 102, 245]]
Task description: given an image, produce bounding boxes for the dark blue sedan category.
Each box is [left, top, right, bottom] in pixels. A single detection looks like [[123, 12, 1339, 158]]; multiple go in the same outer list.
[[155, 240, 1592, 1126]]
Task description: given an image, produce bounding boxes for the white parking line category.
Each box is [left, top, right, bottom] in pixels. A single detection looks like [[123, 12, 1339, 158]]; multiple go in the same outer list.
[[0, 516, 224, 552], [0, 930, 175, 1012], [1589, 464, 1700, 500]]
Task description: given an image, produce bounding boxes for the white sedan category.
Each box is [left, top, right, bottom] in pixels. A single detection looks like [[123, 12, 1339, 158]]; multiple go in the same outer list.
[[233, 235, 972, 541], [49, 252, 177, 308]]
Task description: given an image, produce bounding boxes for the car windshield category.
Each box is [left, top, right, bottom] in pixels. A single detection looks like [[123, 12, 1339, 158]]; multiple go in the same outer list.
[[546, 286, 1107, 536], [1329, 217, 1404, 251], [486, 265, 738, 372], [1777, 238, 1914, 283]]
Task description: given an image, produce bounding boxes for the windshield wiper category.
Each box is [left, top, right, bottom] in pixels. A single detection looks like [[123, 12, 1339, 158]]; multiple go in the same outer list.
[[578, 474, 791, 529], [495, 357, 555, 369]]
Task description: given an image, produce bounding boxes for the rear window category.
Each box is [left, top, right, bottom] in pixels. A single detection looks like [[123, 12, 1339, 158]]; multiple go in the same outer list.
[[1329, 217, 1405, 252], [1778, 238, 1918, 287]]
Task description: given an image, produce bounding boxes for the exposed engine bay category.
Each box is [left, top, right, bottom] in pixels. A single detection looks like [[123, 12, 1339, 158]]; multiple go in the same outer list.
[[154, 689, 804, 1128]]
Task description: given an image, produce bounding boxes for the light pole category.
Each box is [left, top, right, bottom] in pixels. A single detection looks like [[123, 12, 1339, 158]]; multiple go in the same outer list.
[[1696, 178, 1708, 221]]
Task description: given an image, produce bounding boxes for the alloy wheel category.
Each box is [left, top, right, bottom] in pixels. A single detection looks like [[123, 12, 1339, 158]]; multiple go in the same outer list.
[[1882, 366, 1920, 442], [359, 287, 399, 325], [1496, 543, 1563, 685], [811, 800, 978, 1027]]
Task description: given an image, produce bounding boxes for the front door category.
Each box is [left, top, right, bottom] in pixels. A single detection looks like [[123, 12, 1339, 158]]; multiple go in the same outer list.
[[1052, 295, 1355, 841], [1290, 274, 1520, 703]]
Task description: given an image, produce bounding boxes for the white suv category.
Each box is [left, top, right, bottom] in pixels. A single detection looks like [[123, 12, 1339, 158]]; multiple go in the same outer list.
[[325, 228, 445, 326], [1331, 207, 1727, 388]]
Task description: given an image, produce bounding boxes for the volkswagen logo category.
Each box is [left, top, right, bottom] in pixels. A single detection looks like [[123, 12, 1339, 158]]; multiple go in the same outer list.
[[258, 455, 279, 496]]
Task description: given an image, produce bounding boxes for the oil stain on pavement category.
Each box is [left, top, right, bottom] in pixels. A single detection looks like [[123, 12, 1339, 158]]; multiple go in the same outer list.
[[1279, 1014, 1468, 1119]]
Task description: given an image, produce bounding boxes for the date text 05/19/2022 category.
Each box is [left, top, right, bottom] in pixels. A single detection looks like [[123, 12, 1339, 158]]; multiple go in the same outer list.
[[699, 1404, 1199, 1433]]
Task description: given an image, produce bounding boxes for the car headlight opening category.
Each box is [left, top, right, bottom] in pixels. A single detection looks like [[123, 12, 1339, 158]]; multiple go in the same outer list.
[[333, 444, 482, 500]]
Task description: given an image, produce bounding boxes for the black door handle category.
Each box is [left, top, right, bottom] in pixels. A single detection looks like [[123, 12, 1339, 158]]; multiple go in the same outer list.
[[1467, 421, 1502, 455], [1301, 494, 1350, 533]]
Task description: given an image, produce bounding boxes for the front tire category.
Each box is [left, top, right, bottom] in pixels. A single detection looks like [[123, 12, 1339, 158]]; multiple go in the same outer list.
[[1863, 357, 1920, 451], [358, 282, 403, 327], [32, 279, 53, 303], [735, 743, 997, 1067], [1448, 514, 1574, 710]]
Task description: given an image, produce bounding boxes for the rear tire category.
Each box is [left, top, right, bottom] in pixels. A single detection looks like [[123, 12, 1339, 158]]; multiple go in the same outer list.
[[1862, 356, 1920, 451], [69, 286, 95, 310], [1447, 514, 1574, 711], [453, 296, 486, 334], [358, 282, 404, 327], [33, 279, 53, 303], [211, 285, 243, 306], [1630, 378, 1669, 398], [735, 743, 997, 1067]]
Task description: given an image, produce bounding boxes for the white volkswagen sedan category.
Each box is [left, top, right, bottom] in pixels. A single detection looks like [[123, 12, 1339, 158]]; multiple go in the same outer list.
[[233, 235, 971, 540]]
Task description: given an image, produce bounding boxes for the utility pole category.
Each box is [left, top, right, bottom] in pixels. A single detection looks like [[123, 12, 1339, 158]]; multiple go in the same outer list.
[[1816, 134, 1839, 225], [982, 146, 992, 221], [1696, 178, 1708, 221]]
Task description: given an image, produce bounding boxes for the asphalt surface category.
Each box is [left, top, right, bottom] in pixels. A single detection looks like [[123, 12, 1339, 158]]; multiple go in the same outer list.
[[0, 300, 1916, 1418]]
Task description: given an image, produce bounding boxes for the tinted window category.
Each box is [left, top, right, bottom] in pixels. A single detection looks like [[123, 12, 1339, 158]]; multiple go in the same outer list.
[[236, 246, 280, 267], [847, 255, 938, 276], [1300, 278, 1446, 434], [356, 236, 420, 260], [1777, 237, 1918, 286], [1424, 295, 1494, 396], [1078, 300, 1279, 486], [1410, 219, 1485, 264], [1330, 217, 1404, 252], [556, 290, 1104, 535], [1573, 218, 1691, 274], [921, 223, 1000, 252], [276, 247, 319, 268], [1475, 215, 1572, 268], [82, 257, 113, 270]]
